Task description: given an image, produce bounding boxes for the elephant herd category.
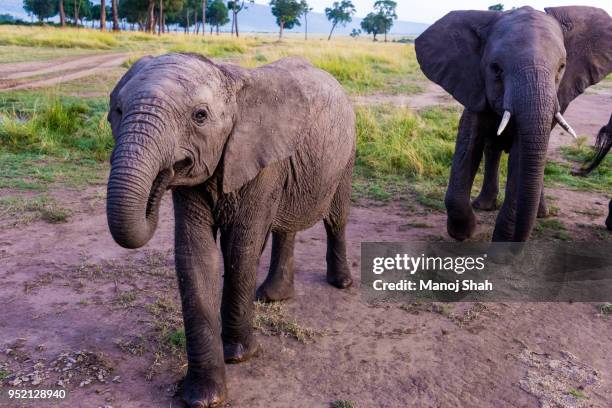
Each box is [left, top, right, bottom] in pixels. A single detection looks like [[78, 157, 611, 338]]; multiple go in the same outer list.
[[104, 6, 611, 407]]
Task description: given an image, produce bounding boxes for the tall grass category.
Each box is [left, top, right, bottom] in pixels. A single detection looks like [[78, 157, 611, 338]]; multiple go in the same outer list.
[[355, 105, 459, 179], [0, 94, 112, 161]]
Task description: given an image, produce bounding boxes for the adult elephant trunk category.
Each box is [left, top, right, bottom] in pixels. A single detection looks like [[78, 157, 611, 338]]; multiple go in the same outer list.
[[107, 109, 174, 249], [494, 68, 556, 241]]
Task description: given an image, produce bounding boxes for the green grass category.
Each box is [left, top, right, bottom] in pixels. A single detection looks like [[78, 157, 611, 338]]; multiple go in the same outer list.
[[331, 400, 356, 408], [543, 140, 611, 193], [568, 389, 588, 400], [0, 194, 71, 225], [0, 93, 110, 195], [0, 93, 112, 160]]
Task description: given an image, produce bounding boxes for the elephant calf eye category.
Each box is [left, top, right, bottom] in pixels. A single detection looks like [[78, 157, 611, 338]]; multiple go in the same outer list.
[[192, 109, 208, 124]]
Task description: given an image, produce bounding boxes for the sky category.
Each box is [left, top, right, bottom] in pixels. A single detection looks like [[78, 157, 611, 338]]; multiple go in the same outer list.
[[255, 1, 612, 24]]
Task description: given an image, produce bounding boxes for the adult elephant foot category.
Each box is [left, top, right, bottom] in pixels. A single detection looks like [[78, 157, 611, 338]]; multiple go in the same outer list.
[[447, 212, 476, 241], [223, 339, 261, 364], [606, 200, 612, 231], [537, 199, 549, 218], [256, 280, 295, 302], [182, 371, 226, 408], [472, 194, 498, 211]]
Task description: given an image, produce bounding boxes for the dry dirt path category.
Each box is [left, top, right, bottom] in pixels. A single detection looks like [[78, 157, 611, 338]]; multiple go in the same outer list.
[[0, 53, 130, 92], [0, 184, 610, 407]]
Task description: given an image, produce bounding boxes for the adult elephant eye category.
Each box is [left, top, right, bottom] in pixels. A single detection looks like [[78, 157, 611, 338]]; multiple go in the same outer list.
[[490, 63, 503, 80], [192, 109, 208, 125]]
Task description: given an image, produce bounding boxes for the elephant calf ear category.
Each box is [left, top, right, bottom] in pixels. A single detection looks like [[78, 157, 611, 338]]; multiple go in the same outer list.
[[415, 10, 500, 112], [221, 62, 309, 193], [545, 6, 612, 108]]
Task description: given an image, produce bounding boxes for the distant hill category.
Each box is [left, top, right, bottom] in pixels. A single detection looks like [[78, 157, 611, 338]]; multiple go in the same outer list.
[[1, 1, 429, 35]]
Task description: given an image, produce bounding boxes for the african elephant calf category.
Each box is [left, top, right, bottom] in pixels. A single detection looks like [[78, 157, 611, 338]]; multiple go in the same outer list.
[[106, 53, 355, 407]]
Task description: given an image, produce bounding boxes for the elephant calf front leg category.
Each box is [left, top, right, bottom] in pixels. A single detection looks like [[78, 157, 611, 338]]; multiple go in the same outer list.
[[256, 231, 296, 302], [173, 189, 226, 408]]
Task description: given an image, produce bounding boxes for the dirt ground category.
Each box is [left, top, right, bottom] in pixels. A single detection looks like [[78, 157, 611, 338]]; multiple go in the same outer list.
[[0, 54, 611, 408]]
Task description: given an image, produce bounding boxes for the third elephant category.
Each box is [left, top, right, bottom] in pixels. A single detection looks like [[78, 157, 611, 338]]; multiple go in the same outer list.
[[415, 6, 612, 242]]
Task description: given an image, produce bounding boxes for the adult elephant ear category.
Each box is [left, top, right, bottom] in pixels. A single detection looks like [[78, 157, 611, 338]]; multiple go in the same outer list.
[[221, 58, 309, 193], [545, 6, 612, 109], [415, 10, 500, 112]]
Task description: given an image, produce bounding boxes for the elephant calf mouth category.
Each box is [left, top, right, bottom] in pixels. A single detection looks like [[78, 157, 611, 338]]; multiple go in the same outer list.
[[145, 169, 174, 219]]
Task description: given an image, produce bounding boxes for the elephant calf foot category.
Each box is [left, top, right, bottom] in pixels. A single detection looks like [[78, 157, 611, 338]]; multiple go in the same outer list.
[[472, 194, 498, 211], [182, 371, 226, 408], [447, 212, 476, 241], [256, 279, 295, 302], [223, 339, 260, 364], [327, 265, 353, 289]]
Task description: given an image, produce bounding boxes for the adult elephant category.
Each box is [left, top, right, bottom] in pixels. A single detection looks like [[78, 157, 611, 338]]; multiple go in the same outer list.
[[415, 6, 612, 241], [576, 113, 612, 231], [106, 53, 355, 407]]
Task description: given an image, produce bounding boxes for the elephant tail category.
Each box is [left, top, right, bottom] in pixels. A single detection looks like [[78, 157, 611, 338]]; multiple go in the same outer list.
[[577, 115, 612, 176]]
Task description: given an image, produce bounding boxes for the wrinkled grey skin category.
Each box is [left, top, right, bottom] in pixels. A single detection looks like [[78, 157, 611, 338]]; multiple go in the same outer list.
[[106, 53, 355, 407], [576, 113, 612, 231], [416, 6, 612, 241]]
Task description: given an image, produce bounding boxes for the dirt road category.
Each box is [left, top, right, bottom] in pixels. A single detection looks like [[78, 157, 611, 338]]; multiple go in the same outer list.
[[0, 53, 130, 92]]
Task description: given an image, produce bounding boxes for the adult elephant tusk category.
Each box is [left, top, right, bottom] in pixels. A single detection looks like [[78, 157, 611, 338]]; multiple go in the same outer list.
[[555, 112, 578, 139], [497, 111, 511, 136]]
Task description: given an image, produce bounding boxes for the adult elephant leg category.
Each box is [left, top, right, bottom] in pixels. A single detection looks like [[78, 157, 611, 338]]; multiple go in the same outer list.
[[492, 142, 519, 241], [537, 187, 549, 218], [173, 187, 226, 408], [446, 110, 489, 241], [472, 144, 501, 211], [256, 231, 297, 302], [325, 160, 353, 289]]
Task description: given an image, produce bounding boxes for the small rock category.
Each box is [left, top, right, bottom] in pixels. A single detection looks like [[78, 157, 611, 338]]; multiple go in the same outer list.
[[111, 376, 121, 383]]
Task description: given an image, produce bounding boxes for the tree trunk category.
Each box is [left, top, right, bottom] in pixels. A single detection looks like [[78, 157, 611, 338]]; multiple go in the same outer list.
[[100, 0, 106, 31], [279, 21, 284, 39], [328, 21, 337, 40], [158, 0, 162, 35], [146, 0, 154, 33], [59, 0, 66, 26], [304, 13, 307, 40], [194, 6, 198, 34], [235, 10, 239, 37], [202, 0, 206, 37], [112, 0, 119, 31], [186, 9, 190, 34]]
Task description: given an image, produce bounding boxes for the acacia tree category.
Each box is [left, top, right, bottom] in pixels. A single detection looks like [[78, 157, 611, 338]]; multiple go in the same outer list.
[[488, 3, 504, 11], [360, 12, 385, 41], [65, 0, 92, 25], [227, 0, 252, 37], [270, 0, 302, 40], [207, 0, 229, 34], [324, 0, 355, 41], [23, 0, 58, 22], [373, 0, 397, 42]]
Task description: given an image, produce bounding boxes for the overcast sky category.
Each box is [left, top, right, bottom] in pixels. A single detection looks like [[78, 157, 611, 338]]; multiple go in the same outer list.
[[255, 1, 612, 24]]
